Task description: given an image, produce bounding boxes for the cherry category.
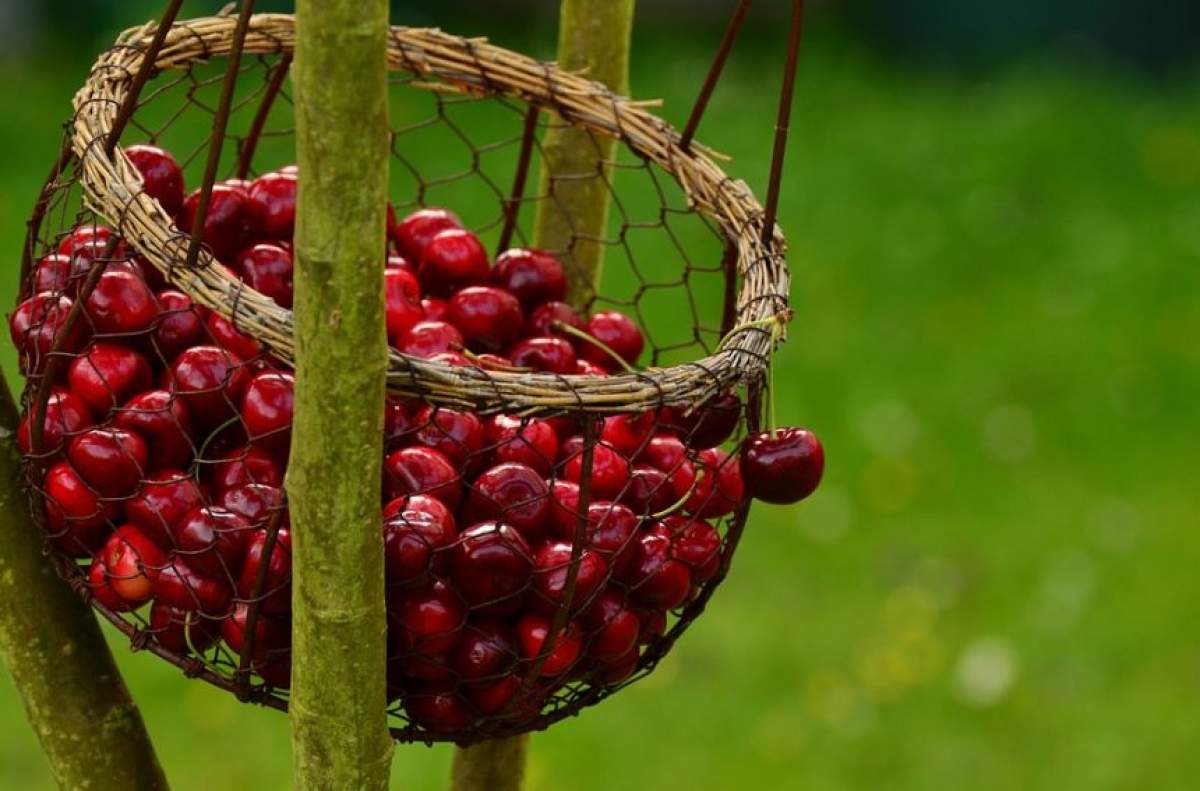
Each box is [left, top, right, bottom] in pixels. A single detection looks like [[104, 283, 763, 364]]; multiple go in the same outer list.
[[390, 581, 466, 656], [112, 389, 193, 470], [241, 371, 295, 452], [636, 607, 667, 645], [659, 515, 722, 583], [508, 337, 576, 375], [418, 228, 489, 297], [449, 522, 533, 612], [491, 248, 567, 308], [661, 391, 741, 449], [386, 254, 413, 271], [149, 601, 219, 654], [563, 439, 631, 500], [222, 602, 292, 681], [17, 387, 92, 456], [620, 465, 675, 515], [405, 687, 474, 733], [638, 433, 689, 474], [125, 144, 185, 216], [397, 320, 463, 359], [58, 225, 112, 257], [98, 524, 167, 606], [154, 557, 233, 617], [209, 445, 283, 492], [66, 427, 147, 498], [740, 428, 824, 505], [169, 345, 250, 427], [465, 463, 549, 541], [153, 290, 206, 360], [579, 311, 644, 367], [620, 533, 692, 610], [392, 651, 455, 684], [450, 620, 518, 680], [600, 412, 656, 457], [245, 170, 297, 240], [581, 589, 640, 662], [383, 446, 462, 509], [237, 528, 292, 614], [384, 398, 419, 447], [525, 300, 585, 341], [218, 483, 286, 528], [173, 506, 251, 580], [485, 415, 558, 477], [430, 351, 471, 366], [383, 507, 457, 586], [10, 292, 85, 372], [531, 542, 608, 616], [447, 286, 524, 352], [124, 469, 206, 547], [237, 243, 294, 308], [66, 342, 153, 415], [88, 557, 134, 612], [515, 613, 582, 677], [205, 312, 261, 361], [412, 404, 484, 469], [385, 268, 424, 344], [575, 359, 609, 376], [393, 207, 462, 262], [548, 479, 583, 539], [679, 448, 744, 518], [382, 493, 454, 529], [582, 502, 639, 572], [464, 673, 522, 717], [421, 297, 448, 322], [32, 254, 76, 295], [180, 183, 250, 262], [592, 647, 640, 685]]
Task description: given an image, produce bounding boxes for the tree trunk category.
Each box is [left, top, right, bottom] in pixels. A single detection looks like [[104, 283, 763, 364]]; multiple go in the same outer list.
[[532, 0, 637, 310], [0, 372, 168, 791], [289, 2, 394, 789]]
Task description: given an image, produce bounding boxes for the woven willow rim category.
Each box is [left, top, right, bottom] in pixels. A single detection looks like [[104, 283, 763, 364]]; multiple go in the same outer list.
[[70, 13, 790, 415]]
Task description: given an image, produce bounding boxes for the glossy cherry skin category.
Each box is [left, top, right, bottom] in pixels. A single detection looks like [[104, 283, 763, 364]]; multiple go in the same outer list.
[[209, 445, 283, 492], [593, 647, 640, 685], [620, 532, 692, 610], [386, 253, 413, 271], [180, 183, 250, 262], [154, 557, 233, 617], [508, 336, 576, 374], [205, 312, 261, 361], [222, 602, 292, 686], [620, 465, 675, 515], [465, 463, 550, 541], [99, 524, 167, 605], [450, 620, 518, 680], [237, 243, 294, 308], [563, 439, 632, 500], [638, 433, 689, 473], [218, 483, 286, 528], [581, 589, 640, 662], [579, 310, 644, 368], [491, 248, 567, 308], [740, 427, 825, 504], [384, 399, 419, 448], [172, 506, 252, 580], [384, 268, 424, 344], [678, 447, 744, 518], [463, 673, 521, 717], [393, 207, 462, 262], [389, 581, 466, 656], [516, 613, 583, 677], [412, 404, 484, 469], [659, 515, 722, 583], [44, 462, 116, 556], [447, 286, 524, 352], [32, 254, 76, 295], [383, 446, 462, 509], [421, 297, 448, 322], [10, 293, 85, 372], [238, 527, 293, 614], [17, 387, 93, 456], [485, 415, 558, 477], [525, 300, 585, 342], [88, 557, 134, 612], [397, 320, 464, 359], [246, 170, 298, 240], [405, 687, 474, 733], [67, 342, 153, 415], [548, 479, 583, 539], [382, 493, 455, 527], [661, 391, 741, 449], [58, 224, 112, 257], [383, 507, 457, 586], [149, 600, 219, 653], [241, 371, 294, 452], [575, 359, 609, 376], [66, 427, 148, 498], [112, 389, 193, 470], [450, 522, 533, 613], [125, 144, 185, 216], [531, 542, 608, 616], [601, 412, 656, 457], [168, 345, 250, 427], [582, 501, 639, 573], [153, 290, 206, 360], [418, 228, 489, 297], [124, 469, 206, 547]]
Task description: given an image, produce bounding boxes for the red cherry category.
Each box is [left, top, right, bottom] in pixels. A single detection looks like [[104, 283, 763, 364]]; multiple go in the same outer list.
[[619, 465, 675, 515], [659, 515, 722, 583], [421, 297, 448, 322], [237, 528, 292, 614], [450, 620, 518, 680], [241, 371, 294, 452], [581, 589, 640, 662], [383, 446, 461, 509], [32, 254, 76, 295], [125, 144, 185, 216], [579, 311, 644, 367], [99, 524, 167, 605], [620, 533, 692, 609], [548, 479, 582, 539], [393, 652, 455, 684], [485, 415, 558, 477], [180, 183, 250, 262], [430, 351, 471, 367], [491, 248, 567, 308], [680, 448, 744, 518], [393, 207, 462, 262], [384, 398, 419, 448], [169, 345, 250, 427], [398, 320, 463, 359], [173, 506, 252, 580], [418, 228, 489, 297], [246, 170, 297, 240], [17, 387, 92, 456], [636, 607, 667, 645], [563, 439, 631, 500], [385, 268, 424, 344], [66, 427, 147, 498], [412, 404, 484, 469], [447, 286, 524, 352], [66, 342, 153, 415], [661, 391, 742, 449], [386, 254, 413, 271], [221, 602, 292, 682], [382, 493, 454, 528], [465, 463, 549, 541], [525, 301, 585, 341], [205, 312, 261, 361], [575, 359, 609, 376], [218, 483, 286, 528], [464, 673, 522, 717], [154, 557, 233, 617], [390, 581, 466, 656], [383, 507, 457, 586], [124, 469, 206, 547], [88, 557, 134, 612], [508, 337, 577, 374], [405, 687, 474, 733], [740, 428, 825, 504], [58, 225, 112, 257], [10, 292, 86, 373], [582, 501, 639, 572], [237, 243, 294, 308], [593, 647, 640, 685], [531, 542, 608, 616], [149, 601, 219, 653], [600, 412, 656, 457], [637, 433, 688, 473], [449, 522, 533, 613], [515, 613, 582, 677], [153, 290, 206, 360], [112, 389, 193, 470], [210, 445, 283, 492]]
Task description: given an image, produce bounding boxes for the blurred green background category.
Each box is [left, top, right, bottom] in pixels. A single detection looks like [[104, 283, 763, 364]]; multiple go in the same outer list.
[[2, 1, 1200, 789]]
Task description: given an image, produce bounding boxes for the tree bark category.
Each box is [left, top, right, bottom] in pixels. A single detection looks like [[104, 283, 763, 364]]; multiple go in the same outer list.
[[450, 734, 529, 791], [289, 2, 394, 789], [0, 371, 168, 791], [532, 0, 637, 310]]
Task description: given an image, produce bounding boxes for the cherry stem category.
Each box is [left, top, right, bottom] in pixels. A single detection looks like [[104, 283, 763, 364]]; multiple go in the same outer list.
[[551, 321, 637, 374], [459, 349, 535, 373], [651, 468, 705, 519]]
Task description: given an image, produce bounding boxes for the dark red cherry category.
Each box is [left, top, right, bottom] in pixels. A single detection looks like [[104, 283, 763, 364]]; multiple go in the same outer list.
[[639, 433, 689, 474], [390, 581, 466, 656], [563, 439, 631, 500], [172, 506, 252, 580], [180, 183, 250, 262], [112, 389, 193, 470], [205, 312, 261, 361], [485, 415, 558, 477], [418, 228, 489, 297], [237, 243, 294, 308], [382, 507, 457, 586], [449, 522, 532, 613], [17, 387, 93, 456], [405, 687, 474, 733], [516, 613, 582, 677], [209, 445, 284, 493], [383, 446, 461, 509], [393, 207, 462, 262], [57, 225, 112, 257], [384, 398, 419, 448], [581, 589, 640, 662], [382, 493, 454, 529], [125, 144, 185, 216], [98, 524, 167, 606], [237, 528, 292, 614], [412, 404, 484, 469], [525, 300, 585, 340], [661, 391, 741, 449], [575, 359, 609, 376], [659, 515, 722, 583], [10, 292, 86, 372], [386, 253, 413, 271], [679, 448, 744, 518], [32, 254, 75, 295], [43, 462, 116, 556], [221, 602, 292, 685], [240, 371, 294, 452], [620, 465, 675, 515], [579, 311, 644, 368], [385, 268, 424, 344], [88, 557, 134, 612], [421, 297, 448, 322], [450, 620, 518, 680], [153, 290, 206, 360], [600, 412, 656, 457], [66, 342, 153, 415], [620, 533, 692, 610], [508, 337, 576, 374], [740, 428, 825, 505], [154, 557, 233, 617], [531, 542, 608, 616], [149, 600, 219, 653], [636, 607, 667, 645], [397, 320, 463, 359], [465, 463, 549, 541], [168, 345, 250, 427], [582, 501, 639, 573], [464, 673, 522, 717], [592, 647, 640, 685], [218, 483, 286, 529], [246, 170, 298, 241], [548, 479, 582, 539], [491, 248, 567, 309], [124, 469, 206, 547], [447, 286, 523, 352], [66, 427, 147, 498]]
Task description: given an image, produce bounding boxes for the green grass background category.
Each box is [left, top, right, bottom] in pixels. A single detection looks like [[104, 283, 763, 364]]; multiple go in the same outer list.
[[2, 15, 1200, 791]]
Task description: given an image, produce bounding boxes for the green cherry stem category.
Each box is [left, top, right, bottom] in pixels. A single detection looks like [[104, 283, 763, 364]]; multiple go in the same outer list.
[[552, 320, 638, 374]]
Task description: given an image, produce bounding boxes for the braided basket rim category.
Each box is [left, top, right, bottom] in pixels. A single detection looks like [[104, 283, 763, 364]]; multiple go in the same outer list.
[[69, 12, 791, 415]]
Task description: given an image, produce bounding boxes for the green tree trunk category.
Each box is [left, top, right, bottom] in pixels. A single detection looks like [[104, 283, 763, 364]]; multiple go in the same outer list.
[[0, 372, 168, 791], [532, 0, 637, 310], [288, 2, 394, 789]]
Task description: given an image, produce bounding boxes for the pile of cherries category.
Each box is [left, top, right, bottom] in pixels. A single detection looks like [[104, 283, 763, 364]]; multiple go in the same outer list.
[[10, 143, 823, 734]]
